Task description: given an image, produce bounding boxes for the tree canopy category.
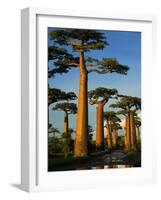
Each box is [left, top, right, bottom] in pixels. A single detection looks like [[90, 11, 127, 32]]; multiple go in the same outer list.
[[48, 88, 77, 105], [110, 96, 141, 112], [52, 102, 77, 114], [88, 87, 118, 105], [49, 28, 129, 75], [104, 111, 121, 124]]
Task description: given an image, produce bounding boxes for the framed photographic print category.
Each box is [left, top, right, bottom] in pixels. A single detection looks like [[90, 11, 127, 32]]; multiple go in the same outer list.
[[21, 7, 156, 192]]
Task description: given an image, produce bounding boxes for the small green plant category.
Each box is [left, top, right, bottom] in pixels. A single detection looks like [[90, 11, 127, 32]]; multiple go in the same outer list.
[[126, 150, 141, 166]]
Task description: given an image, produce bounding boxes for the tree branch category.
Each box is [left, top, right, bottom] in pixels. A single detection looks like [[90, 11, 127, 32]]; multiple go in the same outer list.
[[89, 97, 101, 105], [66, 41, 81, 46], [87, 69, 110, 74], [68, 63, 79, 67], [86, 63, 98, 67]]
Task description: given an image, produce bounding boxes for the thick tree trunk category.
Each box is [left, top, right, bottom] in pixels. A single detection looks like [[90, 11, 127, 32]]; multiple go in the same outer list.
[[74, 51, 88, 157], [124, 126, 127, 149], [96, 104, 104, 150], [112, 129, 117, 147], [130, 111, 137, 150], [106, 122, 112, 149], [64, 111, 68, 135], [126, 113, 131, 151]]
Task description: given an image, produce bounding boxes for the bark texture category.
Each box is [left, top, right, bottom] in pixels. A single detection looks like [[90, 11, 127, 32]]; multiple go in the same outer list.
[[106, 122, 112, 149], [96, 104, 104, 150], [64, 111, 68, 135], [74, 51, 88, 157], [130, 111, 137, 150], [125, 113, 131, 151], [124, 127, 127, 149]]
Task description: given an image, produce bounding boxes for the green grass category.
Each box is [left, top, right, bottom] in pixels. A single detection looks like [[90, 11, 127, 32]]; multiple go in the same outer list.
[[48, 155, 90, 171], [125, 150, 141, 166]]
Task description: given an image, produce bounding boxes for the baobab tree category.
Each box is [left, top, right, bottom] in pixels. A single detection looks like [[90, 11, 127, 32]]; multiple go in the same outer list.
[[49, 28, 129, 157], [48, 88, 77, 129], [88, 88, 118, 150], [111, 123, 122, 147], [104, 111, 121, 149], [52, 102, 77, 135], [110, 96, 141, 151]]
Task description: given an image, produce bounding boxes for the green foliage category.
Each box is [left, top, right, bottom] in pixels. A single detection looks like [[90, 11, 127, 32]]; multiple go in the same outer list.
[[52, 102, 77, 114], [48, 138, 63, 157], [97, 58, 129, 74], [104, 111, 121, 123], [48, 46, 78, 77], [48, 127, 60, 134], [110, 96, 141, 111], [126, 150, 141, 166], [48, 88, 77, 105], [48, 88, 65, 105], [88, 87, 118, 104], [62, 133, 72, 158], [49, 28, 130, 77], [49, 28, 108, 52], [112, 122, 122, 130]]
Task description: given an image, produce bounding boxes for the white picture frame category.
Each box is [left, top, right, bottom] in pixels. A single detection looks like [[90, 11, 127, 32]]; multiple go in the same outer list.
[[21, 7, 157, 192]]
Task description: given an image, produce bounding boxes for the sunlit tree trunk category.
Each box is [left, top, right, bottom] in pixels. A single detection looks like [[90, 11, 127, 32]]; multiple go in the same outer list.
[[124, 127, 127, 149], [106, 122, 112, 149], [74, 51, 88, 157], [126, 113, 131, 151], [96, 103, 105, 150], [112, 129, 117, 147], [64, 111, 68, 135], [130, 111, 137, 150]]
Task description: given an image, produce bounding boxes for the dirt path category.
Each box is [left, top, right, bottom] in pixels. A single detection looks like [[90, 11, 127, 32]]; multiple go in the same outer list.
[[85, 149, 127, 168]]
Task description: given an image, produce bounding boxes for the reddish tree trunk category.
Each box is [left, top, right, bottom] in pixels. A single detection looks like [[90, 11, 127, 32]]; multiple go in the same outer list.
[[96, 104, 104, 150], [130, 111, 137, 150], [64, 111, 68, 135], [124, 126, 127, 149], [74, 51, 88, 157], [126, 113, 131, 151], [106, 122, 112, 149]]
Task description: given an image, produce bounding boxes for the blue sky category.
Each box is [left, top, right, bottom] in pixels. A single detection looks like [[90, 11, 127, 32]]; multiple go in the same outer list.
[[48, 28, 141, 135]]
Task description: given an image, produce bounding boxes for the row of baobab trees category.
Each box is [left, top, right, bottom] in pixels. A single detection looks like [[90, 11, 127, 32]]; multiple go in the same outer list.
[[49, 86, 141, 155], [48, 28, 141, 157]]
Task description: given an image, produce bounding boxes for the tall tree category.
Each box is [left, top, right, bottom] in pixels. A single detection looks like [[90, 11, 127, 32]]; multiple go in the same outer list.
[[48, 88, 77, 128], [52, 102, 77, 135], [111, 123, 122, 147], [104, 111, 121, 149], [110, 96, 141, 151], [89, 88, 118, 150], [49, 28, 129, 157]]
